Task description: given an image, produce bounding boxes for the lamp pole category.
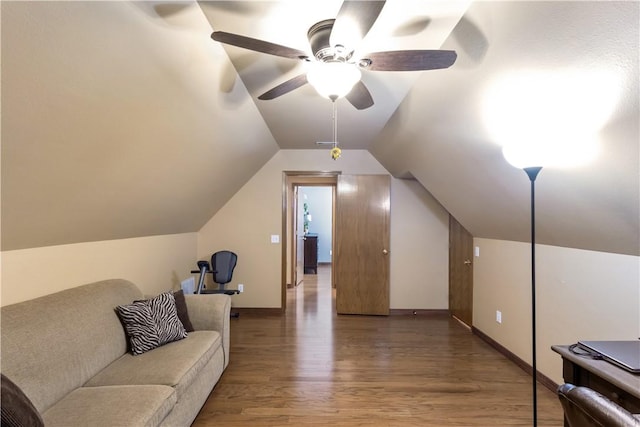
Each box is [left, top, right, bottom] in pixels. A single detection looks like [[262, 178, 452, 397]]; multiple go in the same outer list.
[[524, 166, 542, 427]]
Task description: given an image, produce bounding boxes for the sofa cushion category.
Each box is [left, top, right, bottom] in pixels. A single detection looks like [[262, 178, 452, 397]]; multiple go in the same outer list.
[[1, 373, 44, 427], [117, 292, 187, 355], [85, 331, 220, 401], [0, 279, 143, 413], [42, 385, 175, 427]]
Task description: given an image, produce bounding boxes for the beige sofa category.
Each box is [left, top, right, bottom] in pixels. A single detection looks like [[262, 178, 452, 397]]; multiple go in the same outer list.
[[0, 279, 230, 426]]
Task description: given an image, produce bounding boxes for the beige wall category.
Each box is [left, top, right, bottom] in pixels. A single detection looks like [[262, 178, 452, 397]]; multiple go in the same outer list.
[[473, 237, 640, 384], [1, 233, 197, 306], [198, 149, 450, 310], [390, 179, 449, 309]]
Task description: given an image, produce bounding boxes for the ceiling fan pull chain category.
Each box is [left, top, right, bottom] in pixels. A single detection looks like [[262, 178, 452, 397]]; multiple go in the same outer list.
[[330, 99, 342, 160], [333, 99, 337, 147]]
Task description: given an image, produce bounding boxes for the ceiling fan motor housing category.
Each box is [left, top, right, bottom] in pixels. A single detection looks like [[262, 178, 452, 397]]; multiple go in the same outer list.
[[307, 19, 351, 62]]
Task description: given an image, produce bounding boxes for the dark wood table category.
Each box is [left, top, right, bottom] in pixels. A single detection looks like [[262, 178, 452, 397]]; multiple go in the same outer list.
[[552, 344, 640, 419]]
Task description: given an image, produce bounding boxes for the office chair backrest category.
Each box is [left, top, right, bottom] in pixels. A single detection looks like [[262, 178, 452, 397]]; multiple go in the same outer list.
[[211, 251, 237, 286], [557, 383, 640, 427]]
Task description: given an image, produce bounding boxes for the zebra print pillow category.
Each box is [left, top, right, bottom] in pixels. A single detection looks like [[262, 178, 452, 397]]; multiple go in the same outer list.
[[116, 292, 187, 355]]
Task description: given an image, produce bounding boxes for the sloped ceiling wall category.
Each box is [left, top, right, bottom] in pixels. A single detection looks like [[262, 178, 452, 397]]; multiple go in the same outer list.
[[1, 1, 279, 250], [2, 1, 638, 257], [370, 1, 639, 256]]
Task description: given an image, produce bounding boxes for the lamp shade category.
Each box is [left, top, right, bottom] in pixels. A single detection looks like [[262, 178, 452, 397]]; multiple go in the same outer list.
[[501, 144, 546, 170], [501, 135, 599, 169], [307, 61, 361, 99]]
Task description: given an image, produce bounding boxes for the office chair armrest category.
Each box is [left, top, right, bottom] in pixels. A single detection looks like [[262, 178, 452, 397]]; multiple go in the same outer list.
[[184, 294, 231, 368], [558, 383, 640, 427]]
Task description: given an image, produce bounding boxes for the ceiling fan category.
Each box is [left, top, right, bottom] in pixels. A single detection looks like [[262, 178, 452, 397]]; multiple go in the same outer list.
[[211, 0, 457, 110]]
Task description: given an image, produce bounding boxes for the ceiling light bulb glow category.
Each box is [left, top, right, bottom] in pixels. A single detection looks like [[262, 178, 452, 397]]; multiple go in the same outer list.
[[307, 61, 361, 99]]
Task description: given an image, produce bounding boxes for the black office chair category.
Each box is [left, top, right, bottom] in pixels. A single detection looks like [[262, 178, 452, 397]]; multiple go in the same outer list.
[[557, 383, 640, 427], [191, 250, 240, 318], [209, 250, 238, 294]]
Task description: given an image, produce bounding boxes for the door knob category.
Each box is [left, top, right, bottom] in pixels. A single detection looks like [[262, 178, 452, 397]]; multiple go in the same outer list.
[[464, 260, 472, 265], [382, 249, 389, 255]]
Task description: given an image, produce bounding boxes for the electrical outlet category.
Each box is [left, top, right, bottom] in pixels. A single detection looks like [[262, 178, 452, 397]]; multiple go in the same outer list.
[[496, 310, 502, 324], [238, 284, 244, 293]]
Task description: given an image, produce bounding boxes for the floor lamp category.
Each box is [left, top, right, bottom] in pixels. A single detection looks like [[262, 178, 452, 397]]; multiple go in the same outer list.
[[523, 166, 542, 427]]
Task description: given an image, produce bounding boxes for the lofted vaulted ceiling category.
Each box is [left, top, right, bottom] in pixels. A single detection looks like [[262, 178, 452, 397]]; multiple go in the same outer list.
[[2, 1, 638, 256], [198, 0, 471, 149]]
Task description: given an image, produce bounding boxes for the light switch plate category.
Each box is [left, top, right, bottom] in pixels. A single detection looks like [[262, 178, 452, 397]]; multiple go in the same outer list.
[[271, 234, 280, 243]]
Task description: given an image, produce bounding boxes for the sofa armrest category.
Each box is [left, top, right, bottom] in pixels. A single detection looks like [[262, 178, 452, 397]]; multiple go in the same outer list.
[[184, 294, 231, 368]]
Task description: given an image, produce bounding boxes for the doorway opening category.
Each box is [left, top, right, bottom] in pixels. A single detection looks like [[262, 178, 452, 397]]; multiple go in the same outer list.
[[298, 185, 333, 275], [282, 172, 338, 312]]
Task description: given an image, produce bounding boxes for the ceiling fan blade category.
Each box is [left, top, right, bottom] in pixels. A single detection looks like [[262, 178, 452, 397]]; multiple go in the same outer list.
[[346, 80, 374, 110], [364, 50, 457, 72], [212, 31, 308, 60], [258, 74, 309, 100], [330, 1, 386, 48]]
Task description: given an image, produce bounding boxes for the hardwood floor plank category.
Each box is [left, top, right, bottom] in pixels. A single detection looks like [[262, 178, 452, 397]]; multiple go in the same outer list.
[[193, 265, 563, 426]]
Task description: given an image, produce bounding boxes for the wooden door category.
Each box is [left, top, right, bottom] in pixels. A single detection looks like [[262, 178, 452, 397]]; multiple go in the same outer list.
[[449, 215, 473, 326], [335, 175, 390, 315]]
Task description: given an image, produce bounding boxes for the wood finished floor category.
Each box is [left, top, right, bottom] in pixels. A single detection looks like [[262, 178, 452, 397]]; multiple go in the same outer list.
[[193, 266, 563, 426]]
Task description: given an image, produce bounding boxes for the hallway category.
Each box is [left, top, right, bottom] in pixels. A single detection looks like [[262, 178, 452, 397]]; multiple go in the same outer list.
[[193, 265, 563, 426], [288, 264, 335, 318]]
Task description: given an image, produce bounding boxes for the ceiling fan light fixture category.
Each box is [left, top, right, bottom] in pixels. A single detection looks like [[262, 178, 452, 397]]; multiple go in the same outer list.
[[307, 61, 361, 99], [213, 1, 459, 110]]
